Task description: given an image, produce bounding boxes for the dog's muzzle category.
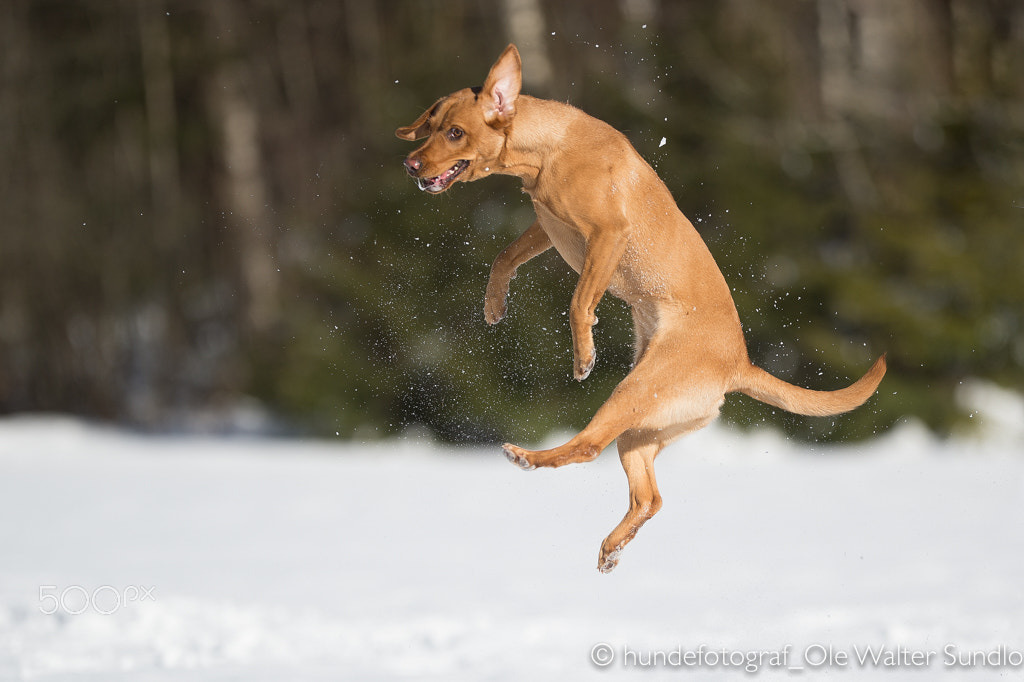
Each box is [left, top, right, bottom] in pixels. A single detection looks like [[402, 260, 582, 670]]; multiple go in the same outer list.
[[408, 159, 469, 194]]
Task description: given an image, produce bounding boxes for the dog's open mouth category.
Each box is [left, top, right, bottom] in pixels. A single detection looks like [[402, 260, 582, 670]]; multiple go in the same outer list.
[[417, 160, 469, 193]]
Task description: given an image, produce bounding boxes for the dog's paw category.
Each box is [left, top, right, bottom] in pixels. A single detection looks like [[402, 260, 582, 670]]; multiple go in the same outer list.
[[483, 286, 509, 325], [574, 347, 596, 381], [502, 443, 536, 471], [483, 297, 507, 325], [597, 545, 623, 574]]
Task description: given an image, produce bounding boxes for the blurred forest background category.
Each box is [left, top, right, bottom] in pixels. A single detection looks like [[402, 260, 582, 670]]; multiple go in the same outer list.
[[2, 0, 1022, 443]]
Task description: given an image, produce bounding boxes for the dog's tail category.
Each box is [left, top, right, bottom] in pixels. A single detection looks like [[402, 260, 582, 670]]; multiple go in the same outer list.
[[732, 354, 887, 417]]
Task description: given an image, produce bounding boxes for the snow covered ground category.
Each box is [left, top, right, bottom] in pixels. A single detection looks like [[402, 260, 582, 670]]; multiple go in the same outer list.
[[0, 403, 1022, 680]]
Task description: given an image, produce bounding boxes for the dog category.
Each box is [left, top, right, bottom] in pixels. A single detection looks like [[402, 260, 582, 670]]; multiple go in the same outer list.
[[397, 44, 886, 573]]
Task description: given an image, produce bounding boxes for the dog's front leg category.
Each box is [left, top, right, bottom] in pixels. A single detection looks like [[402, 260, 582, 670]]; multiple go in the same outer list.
[[484, 220, 552, 324], [570, 229, 628, 380]]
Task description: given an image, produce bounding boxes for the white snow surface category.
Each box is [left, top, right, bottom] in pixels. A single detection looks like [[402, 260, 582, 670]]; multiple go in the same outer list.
[[1, 411, 1022, 680]]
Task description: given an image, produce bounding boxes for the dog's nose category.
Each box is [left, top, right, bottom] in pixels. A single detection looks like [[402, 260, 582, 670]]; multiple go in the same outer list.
[[403, 157, 421, 176]]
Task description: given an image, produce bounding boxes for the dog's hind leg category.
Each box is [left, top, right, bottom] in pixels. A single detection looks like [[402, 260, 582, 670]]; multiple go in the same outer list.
[[502, 335, 708, 470], [595, 411, 719, 572], [598, 430, 663, 573], [502, 368, 656, 470], [501, 337, 729, 471], [502, 311, 732, 471]]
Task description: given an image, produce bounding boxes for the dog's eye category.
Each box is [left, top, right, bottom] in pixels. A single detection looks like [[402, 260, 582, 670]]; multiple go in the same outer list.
[[447, 127, 464, 141]]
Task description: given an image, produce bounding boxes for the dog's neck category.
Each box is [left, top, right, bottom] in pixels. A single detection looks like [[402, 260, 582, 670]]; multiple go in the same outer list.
[[496, 95, 575, 192]]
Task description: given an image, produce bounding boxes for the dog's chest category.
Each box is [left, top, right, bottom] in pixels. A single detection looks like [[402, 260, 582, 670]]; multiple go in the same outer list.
[[532, 201, 586, 273]]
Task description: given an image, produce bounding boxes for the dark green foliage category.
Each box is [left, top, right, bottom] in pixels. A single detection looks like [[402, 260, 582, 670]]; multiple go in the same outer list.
[[2, 1, 1022, 443]]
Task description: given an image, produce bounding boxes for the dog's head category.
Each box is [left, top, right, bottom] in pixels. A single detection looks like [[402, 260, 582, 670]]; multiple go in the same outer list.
[[396, 44, 522, 193]]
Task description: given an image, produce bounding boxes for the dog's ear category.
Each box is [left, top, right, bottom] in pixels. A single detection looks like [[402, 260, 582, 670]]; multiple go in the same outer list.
[[396, 97, 444, 141], [480, 44, 522, 128], [395, 110, 430, 141]]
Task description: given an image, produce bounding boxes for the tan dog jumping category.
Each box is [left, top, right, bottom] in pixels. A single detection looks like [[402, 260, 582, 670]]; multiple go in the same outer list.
[[397, 44, 886, 573]]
